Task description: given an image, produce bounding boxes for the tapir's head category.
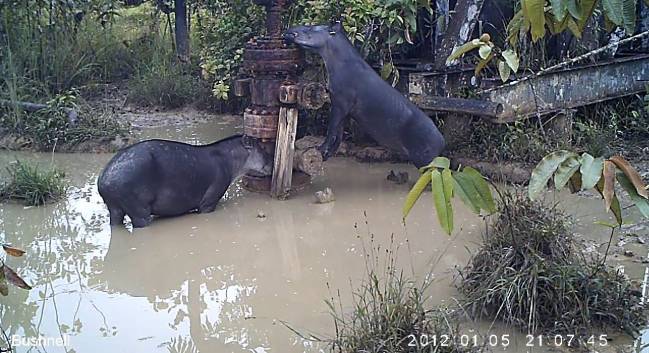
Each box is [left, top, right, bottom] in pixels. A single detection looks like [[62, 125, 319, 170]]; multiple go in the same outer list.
[[283, 22, 344, 51], [241, 136, 273, 177]]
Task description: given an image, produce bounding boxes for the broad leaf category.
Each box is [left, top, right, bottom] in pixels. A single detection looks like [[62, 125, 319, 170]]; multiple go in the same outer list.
[[475, 54, 494, 76], [550, 0, 567, 21], [419, 156, 451, 172], [603, 160, 616, 212], [403, 170, 432, 219], [3, 265, 32, 290], [617, 172, 649, 218], [566, 17, 582, 38], [602, 0, 624, 25], [602, 160, 615, 211], [529, 150, 578, 200], [2, 244, 25, 257], [498, 60, 511, 82], [446, 39, 484, 64], [524, 0, 547, 41], [566, 0, 581, 19], [502, 49, 520, 73], [381, 62, 394, 80], [609, 156, 648, 199], [577, 0, 598, 31], [464, 167, 496, 213], [579, 153, 604, 190], [554, 156, 581, 190], [479, 45, 492, 60], [621, 0, 636, 34], [596, 177, 623, 225], [0, 267, 8, 296], [452, 172, 481, 214], [431, 169, 454, 235]]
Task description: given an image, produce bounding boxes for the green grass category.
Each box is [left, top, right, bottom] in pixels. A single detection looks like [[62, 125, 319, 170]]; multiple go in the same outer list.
[[322, 237, 474, 353], [458, 191, 649, 337], [0, 160, 67, 206], [127, 63, 210, 109], [0, 91, 129, 150]]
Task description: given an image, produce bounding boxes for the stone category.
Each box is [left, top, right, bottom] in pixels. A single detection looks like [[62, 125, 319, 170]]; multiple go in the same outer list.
[[314, 187, 335, 204]]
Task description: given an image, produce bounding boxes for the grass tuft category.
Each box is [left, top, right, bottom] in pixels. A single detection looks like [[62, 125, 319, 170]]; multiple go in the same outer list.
[[458, 191, 649, 337], [326, 236, 474, 353], [0, 160, 66, 206]]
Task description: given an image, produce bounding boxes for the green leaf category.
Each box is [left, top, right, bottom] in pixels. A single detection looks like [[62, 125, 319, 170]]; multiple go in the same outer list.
[[446, 39, 484, 64], [529, 150, 578, 200], [479, 45, 492, 59], [524, 0, 547, 41], [498, 59, 511, 82], [419, 156, 451, 172], [550, 0, 567, 21], [381, 62, 394, 80], [431, 169, 454, 235], [403, 170, 432, 219], [621, 0, 636, 34], [579, 153, 604, 190], [594, 220, 620, 228], [452, 172, 481, 214], [577, 0, 598, 31], [501, 49, 520, 73], [475, 54, 494, 77], [566, 17, 582, 38], [554, 156, 581, 190], [602, 0, 624, 25], [617, 172, 649, 218], [566, 0, 581, 19], [464, 167, 496, 213]]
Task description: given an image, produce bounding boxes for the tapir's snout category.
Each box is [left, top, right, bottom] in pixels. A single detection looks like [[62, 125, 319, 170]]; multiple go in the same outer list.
[[283, 31, 297, 43]]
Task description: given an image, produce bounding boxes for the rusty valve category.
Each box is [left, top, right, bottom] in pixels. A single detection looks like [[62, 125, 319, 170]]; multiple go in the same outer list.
[[278, 82, 329, 109]]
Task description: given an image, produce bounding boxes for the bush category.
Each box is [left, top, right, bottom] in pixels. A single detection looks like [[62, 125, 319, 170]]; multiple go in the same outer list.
[[324, 238, 473, 353], [458, 119, 570, 164], [127, 64, 205, 109], [458, 191, 649, 337], [0, 160, 67, 206], [0, 91, 129, 149]]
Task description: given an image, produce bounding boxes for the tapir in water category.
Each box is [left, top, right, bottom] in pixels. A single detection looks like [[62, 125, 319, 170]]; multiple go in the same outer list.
[[98, 135, 271, 228], [284, 23, 445, 168]]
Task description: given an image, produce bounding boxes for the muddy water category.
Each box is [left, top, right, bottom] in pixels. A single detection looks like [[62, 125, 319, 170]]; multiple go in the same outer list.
[[0, 118, 647, 353]]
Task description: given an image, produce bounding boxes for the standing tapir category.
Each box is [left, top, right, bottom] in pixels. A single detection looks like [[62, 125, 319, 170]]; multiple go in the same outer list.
[[284, 23, 445, 168], [98, 135, 271, 228]]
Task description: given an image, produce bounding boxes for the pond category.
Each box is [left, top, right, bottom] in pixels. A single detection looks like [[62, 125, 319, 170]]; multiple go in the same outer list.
[[0, 116, 647, 353]]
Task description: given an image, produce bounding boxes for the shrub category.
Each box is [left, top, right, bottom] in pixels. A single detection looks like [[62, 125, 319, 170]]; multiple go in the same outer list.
[[458, 119, 570, 164], [0, 160, 66, 206], [458, 191, 649, 336], [0, 91, 129, 149], [324, 238, 473, 353], [128, 64, 203, 109]]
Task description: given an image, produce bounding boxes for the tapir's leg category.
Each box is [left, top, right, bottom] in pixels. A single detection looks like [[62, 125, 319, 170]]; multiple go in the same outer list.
[[319, 102, 351, 160], [107, 204, 126, 226], [122, 196, 154, 228], [198, 183, 228, 214]]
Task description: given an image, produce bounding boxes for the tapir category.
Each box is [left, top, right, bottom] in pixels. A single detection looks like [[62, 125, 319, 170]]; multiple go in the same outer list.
[[284, 22, 446, 168], [98, 135, 271, 228]]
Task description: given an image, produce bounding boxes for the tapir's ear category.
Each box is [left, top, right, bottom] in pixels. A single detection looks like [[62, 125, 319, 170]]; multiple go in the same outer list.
[[330, 21, 344, 35]]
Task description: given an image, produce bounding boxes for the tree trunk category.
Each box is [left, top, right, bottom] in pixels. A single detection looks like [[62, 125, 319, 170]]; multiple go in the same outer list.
[[434, 0, 486, 69], [174, 0, 190, 62]]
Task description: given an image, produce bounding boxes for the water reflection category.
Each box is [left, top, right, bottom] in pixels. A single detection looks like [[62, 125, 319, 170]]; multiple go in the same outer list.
[[0, 119, 646, 353]]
